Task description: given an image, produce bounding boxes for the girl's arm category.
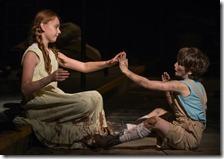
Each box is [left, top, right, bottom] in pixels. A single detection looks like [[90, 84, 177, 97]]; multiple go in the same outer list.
[[21, 51, 69, 97], [57, 52, 122, 73]]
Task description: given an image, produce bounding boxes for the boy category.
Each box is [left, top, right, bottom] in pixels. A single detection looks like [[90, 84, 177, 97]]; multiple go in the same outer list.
[[94, 47, 209, 150]]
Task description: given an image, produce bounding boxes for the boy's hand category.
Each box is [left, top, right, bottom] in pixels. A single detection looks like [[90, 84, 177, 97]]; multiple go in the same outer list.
[[118, 52, 128, 73], [162, 72, 170, 82]]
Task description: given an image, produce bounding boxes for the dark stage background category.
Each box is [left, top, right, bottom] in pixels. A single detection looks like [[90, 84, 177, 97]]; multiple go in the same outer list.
[[0, 0, 220, 80], [0, 1, 221, 154]]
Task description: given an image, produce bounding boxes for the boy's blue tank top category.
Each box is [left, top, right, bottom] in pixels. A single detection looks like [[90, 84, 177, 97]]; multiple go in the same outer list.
[[177, 79, 207, 122]]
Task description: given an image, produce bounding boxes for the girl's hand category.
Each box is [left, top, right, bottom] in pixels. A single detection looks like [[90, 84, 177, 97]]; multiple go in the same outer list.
[[106, 51, 126, 66], [57, 52, 69, 67], [161, 72, 170, 82], [51, 68, 70, 82]]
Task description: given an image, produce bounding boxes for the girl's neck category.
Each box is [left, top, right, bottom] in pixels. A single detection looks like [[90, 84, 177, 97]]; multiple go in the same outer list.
[[43, 41, 50, 54], [41, 35, 49, 49]]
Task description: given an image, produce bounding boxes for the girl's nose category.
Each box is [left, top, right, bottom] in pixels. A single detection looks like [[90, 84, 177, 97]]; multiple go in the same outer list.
[[58, 28, 61, 34]]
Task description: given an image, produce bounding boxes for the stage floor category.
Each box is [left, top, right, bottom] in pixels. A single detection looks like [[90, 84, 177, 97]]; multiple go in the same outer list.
[[0, 67, 221, 156]]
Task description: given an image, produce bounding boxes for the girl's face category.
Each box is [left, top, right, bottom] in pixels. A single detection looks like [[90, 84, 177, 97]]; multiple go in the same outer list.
[[174, 62, 191, 79], [41, 17, 61, 43]]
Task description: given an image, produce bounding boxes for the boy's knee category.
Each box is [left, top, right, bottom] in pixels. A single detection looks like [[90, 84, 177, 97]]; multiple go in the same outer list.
[[153, 108, 167, 115], [143, 116, 158, 128]]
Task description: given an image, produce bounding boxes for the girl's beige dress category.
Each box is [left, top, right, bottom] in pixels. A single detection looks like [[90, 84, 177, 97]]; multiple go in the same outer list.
[[14, 43, 109, 149]]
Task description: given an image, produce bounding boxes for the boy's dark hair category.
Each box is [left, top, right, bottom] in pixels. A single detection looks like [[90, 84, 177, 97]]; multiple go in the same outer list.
[[177, 47, 210, 80]]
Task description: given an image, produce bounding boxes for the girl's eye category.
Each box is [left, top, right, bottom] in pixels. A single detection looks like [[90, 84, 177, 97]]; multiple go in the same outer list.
[[55, 24, 60, 28]]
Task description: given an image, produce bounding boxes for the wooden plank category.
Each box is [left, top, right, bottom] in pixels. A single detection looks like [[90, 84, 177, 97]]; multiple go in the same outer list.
[[97, 65, 145, 94], [0, 125, 32, 153]]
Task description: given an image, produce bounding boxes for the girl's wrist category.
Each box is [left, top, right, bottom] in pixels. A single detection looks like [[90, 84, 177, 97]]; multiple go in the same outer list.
[[105, 60, 111, 68], [49, 73, 54, 82]]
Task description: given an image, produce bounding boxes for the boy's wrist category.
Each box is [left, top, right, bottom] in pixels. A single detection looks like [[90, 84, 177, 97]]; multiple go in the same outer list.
[[122, 68, 129, 75]]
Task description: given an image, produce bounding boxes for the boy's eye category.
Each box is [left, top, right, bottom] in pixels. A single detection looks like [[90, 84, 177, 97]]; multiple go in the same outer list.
[[177, 62, 182, 66]]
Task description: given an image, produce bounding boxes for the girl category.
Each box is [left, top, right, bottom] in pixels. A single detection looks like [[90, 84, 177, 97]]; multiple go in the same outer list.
[[16, 9, 122, 149], [94, 47, 209, 150]]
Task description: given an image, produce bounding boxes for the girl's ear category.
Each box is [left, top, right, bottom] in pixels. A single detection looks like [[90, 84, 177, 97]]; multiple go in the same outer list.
[[40, 23, 45, 32]]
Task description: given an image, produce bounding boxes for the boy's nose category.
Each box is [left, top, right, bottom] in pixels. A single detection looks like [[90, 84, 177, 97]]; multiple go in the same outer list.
[[174, 62, 177, 67]]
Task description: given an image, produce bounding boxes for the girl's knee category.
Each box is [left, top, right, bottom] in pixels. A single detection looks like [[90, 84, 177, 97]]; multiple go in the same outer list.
[[89, 91, 103, 102], [83, 91, 103, 111], [77, 99, 94, 114]]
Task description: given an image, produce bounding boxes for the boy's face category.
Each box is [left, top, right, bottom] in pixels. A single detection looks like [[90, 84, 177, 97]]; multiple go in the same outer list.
[[41, 17, 61, 43], [174, 62, 191, 79]]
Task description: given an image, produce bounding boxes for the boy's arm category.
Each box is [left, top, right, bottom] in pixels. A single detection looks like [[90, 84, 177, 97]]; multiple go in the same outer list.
[[123, 69, 175, 91], [161, 72, 173, 105], [119, 58, 188, 95]]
